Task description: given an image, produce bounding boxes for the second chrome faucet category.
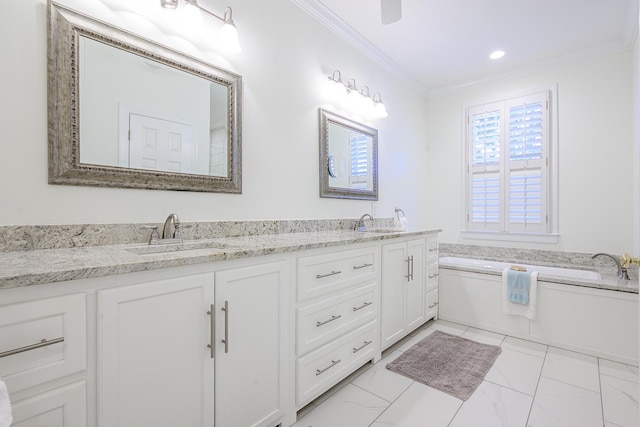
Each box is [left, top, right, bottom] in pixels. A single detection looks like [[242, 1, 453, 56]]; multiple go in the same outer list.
[[354, 214, 374, 231]]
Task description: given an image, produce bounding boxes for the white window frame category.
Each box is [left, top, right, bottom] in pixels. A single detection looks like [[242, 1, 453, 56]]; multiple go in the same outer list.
[[461, 84, 559, 243]]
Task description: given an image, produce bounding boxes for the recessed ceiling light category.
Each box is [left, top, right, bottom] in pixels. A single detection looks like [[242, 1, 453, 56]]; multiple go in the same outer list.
[[490, 50, 505, 60]]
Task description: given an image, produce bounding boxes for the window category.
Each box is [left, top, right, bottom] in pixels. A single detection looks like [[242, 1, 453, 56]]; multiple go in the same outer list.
[[464, 89, 557, 241]]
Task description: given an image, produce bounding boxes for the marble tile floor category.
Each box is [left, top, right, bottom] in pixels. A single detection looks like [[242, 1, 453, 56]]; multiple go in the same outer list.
[[292, 320, 639, 427]]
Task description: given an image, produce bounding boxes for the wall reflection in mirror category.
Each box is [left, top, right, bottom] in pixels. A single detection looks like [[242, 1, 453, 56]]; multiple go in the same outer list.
[[319, 109, 378, 200], [79, 37, 229, 177], [48, 3, 242, 193]]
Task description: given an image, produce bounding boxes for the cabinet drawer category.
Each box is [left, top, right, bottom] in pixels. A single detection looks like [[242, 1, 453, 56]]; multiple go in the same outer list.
[[426, 263, 439, 291], [296, 321, 376, 407], [11, 380, 86, 427], [297, 247, 377, 301], [426, 238, 439, 262], [0, 294, 86, 394], [426, 289, 439, 313], [297, 284, 376, 355]]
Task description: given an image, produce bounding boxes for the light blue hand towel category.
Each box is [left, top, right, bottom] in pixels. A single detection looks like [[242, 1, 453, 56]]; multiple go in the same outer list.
[[507, 269, 531, 305]]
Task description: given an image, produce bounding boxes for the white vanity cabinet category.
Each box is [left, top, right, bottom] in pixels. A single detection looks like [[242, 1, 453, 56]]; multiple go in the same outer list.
[[0, 293, 87, 427], [97, 273, 215, 427], [294, 245, 380, 409], [380, 237, 426, 350], [10, 381, 86, 427], [214, 259, 290, 427], [425, 235, 439, 321]]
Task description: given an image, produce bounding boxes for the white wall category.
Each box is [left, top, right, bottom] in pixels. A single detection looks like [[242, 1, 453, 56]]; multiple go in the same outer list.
[[0, 0, 429, 226], [426, 51, 636, 254]]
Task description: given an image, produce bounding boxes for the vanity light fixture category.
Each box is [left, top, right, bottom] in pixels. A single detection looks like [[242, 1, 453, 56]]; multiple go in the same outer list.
[[345, 78, 364, 111], [160, 0, 241, 54], [327, 70, 347, 98], [359, 86, 375, 117], [372, 93, 388, 118], [326, 70, 388, 118]]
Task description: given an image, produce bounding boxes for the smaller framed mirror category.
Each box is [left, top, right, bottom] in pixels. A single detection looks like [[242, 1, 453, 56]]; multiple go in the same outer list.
[[319, 109, 378, 200]]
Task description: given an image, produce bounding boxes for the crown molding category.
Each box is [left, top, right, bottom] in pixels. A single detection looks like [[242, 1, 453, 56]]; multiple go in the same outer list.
[[291, 0, 427, 95]]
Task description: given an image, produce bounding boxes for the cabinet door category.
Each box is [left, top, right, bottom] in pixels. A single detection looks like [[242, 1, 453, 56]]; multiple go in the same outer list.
[[98, 273, 214, 427], [380, 241, 408, 350], [405, 239, 426, 330], [215, 260, 289, 427], [11, 381, 85, 427]]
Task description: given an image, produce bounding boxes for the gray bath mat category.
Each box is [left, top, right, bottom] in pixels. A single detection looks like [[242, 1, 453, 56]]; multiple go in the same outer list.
[[386, 330, 501, 401]]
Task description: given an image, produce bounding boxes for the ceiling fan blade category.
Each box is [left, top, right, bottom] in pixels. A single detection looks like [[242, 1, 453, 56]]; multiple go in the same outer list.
[[381, 0, 402, 25]]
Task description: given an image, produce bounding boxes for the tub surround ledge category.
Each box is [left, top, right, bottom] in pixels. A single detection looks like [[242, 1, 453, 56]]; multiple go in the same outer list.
[[439, 243, 638, 294]]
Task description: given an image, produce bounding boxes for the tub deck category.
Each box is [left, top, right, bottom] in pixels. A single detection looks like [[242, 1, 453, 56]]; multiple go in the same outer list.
[[439, 256, 638, 294]]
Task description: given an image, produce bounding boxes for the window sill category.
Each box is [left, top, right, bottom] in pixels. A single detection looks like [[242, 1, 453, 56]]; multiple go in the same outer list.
[[461, 230, 559, 244]]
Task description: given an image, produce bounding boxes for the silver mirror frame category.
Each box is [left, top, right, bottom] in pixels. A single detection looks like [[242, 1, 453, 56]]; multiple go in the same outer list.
[[48, 1, 242, 193], [319, 108, 378, 201]]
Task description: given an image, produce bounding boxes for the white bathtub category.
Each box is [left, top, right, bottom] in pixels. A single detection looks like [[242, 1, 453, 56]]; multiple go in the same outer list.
[[437, 256, 638, 365], [439, 256, 602, 280]]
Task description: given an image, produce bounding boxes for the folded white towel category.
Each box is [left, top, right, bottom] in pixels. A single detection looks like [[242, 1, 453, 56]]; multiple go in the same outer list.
[[502, 267, 538, 320], [0, 378, 12, 427]]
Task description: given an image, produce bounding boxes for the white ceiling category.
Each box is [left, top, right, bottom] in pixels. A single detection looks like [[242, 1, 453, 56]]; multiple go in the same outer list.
[[294, 0, 638, 96]]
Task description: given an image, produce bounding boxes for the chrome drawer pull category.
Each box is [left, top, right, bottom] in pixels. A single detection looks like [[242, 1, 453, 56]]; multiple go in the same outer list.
[[316, 314, 342, 327], [315, 359, 341, 376], [352, 301, 373, 312], [353, 263, 373, 270], [207, 304, 215, 359], [0, 337, 64, 359], [429, 247, 438, 252], [405, 256, 414, 281], [221, 301, 229, 354], [352, 340, 373, 353], [428, 302, 439, 309], [316, 270, 342, 279], [428, 273, 439, 279]]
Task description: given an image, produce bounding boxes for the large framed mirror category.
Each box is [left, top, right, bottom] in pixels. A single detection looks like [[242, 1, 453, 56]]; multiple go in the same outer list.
[[319, 108, 378, 200], [48, 2, 242, 193]]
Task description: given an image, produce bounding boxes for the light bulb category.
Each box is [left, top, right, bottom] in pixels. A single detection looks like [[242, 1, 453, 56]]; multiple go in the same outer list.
[[219, 22, 241, 54], [362, 96, 375, 117], [374, 101, 388, 118], [346, 89, 363, 112], [179, 1, 204, 36]]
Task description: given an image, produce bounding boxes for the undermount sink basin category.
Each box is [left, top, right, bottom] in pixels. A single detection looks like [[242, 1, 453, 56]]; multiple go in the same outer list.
[[367, 228, 403, 233], [127, 240, 239, 255]]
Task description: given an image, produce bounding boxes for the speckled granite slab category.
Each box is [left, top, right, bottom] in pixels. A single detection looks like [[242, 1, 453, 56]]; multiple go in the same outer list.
[[0, 227, 436, 290], [0, 218, 394, 252]]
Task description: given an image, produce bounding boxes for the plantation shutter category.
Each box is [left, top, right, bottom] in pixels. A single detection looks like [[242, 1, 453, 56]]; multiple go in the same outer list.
[[466, 91, 549, 234], [468, 102, 503, 232], [506, 93, 548, 233], [349, 133, 370, 189]]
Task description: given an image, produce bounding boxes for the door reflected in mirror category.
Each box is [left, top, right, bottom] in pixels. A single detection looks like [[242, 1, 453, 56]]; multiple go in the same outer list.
[[319, 109, 378, 200], [79, 36, 229, 177]]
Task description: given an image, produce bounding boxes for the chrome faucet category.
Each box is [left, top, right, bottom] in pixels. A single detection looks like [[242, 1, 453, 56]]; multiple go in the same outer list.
[[354, 213, 374, 231], [591, 253, 629, 280], [161, 213, 183, 243]]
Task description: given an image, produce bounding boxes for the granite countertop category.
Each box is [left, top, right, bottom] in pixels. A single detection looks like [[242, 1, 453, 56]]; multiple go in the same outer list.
[[439, 259, 639, 294], [0, 228, 440, 290]]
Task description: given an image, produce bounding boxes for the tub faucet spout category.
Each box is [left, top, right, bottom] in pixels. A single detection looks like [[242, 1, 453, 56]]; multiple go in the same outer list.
[[591, 252, 629, 280]]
